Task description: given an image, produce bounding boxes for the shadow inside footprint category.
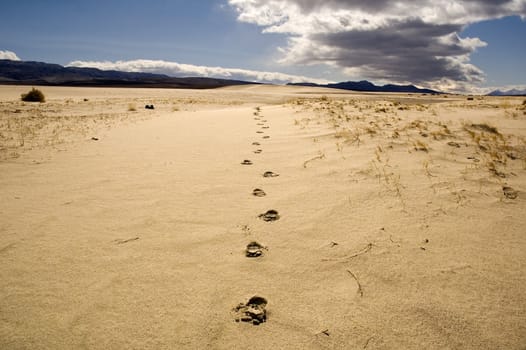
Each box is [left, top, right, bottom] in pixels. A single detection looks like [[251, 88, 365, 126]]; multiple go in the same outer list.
[[262, 136, 270, 139], [262, 126, 269, 129], [253, 149, 262, 154], [503, 186, 518, 199], [259, 209, 280, 222], [263, 171, 279, 177], [252, 142, 261, 146], [246, 241, 265, 257], [252, 188, 266, 197], [256, 131, 264, 134], [234, 296, 268, 325], [241, 160, 253, 165]]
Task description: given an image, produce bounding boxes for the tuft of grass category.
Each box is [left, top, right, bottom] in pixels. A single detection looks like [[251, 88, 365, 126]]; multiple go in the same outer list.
[[413, 140, 429, 152], [21, 88, 45, 102], [470, 123, 499, 134]]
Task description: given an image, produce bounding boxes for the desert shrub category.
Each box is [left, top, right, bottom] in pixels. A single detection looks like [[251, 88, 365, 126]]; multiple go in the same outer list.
[[21, 88, 45, 102]]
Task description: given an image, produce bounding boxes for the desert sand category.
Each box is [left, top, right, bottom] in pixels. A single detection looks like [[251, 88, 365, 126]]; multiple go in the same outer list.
[[1, 84, 525, 349]]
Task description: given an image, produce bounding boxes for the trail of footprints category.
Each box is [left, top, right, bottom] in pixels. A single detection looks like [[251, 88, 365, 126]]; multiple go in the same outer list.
[[234, 106, 278, 326]]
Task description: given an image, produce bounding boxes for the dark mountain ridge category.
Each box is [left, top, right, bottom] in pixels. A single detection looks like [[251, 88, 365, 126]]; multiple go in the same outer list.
[[289, 80, 440, 94], [0, 59, 254, 89]]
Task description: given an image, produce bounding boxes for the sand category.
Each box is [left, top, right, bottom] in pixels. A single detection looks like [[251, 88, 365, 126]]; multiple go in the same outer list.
[[1, 85, 525, 349]]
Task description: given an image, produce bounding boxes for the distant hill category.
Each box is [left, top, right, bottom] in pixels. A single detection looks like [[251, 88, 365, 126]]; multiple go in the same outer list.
[[0, 59, 254, 89], [289, 80, 439, 94], [487, 88, 526, 96]]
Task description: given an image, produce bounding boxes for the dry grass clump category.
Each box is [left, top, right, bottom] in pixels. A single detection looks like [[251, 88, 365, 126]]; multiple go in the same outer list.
[[469, 123, 499, 135], [413, 139, 429, 152], [462, 122, 526, 177], [21, 88, 45, 103]]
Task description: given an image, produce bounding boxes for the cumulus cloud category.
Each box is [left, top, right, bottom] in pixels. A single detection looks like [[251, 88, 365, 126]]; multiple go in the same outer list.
[[228, 0, 526, 90], [67, 59, 330, 85], [0, 50, 20, 61]]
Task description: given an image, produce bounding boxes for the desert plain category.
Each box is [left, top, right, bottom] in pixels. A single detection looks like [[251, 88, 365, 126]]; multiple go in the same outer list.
[[0, 84, 525, 349]]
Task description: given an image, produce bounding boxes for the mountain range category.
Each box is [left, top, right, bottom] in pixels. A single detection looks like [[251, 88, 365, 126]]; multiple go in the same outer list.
[[288, 80, 440, 94], [1, 59, 448, 94], [0, 59, 254, 89], [487, 88, 526, 96]]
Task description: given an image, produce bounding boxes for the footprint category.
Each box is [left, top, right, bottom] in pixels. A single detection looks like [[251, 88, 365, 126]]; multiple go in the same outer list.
[[262, 126, 269, 129], [263, 171, 279, 177], [253, 149, 262, 154], [256, 131, 264, 134], [245, 241, 265, 257], [257, 123, 264, 126], [252, 188, 266, 197], [241, 160, 253, 165], [259, 209, 280, 222], [252, 142, 261, 146], [262, 136, 270, 139], [234, 296, 268, 325], [503, 186, 518, 199], [262, 120, 267, 122]]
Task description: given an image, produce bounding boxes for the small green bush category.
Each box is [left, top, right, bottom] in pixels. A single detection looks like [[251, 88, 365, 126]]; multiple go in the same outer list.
[[21, 88, 45, 102]]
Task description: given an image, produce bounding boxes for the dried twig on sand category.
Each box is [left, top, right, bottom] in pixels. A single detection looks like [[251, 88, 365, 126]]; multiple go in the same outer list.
[[316, 329, 330, 336], [363, 336, 375, 349], [322, 243, 373, 261], [114, 237, 140, 244], [303, 152, 325, 168], [347, 269, 364, 297]]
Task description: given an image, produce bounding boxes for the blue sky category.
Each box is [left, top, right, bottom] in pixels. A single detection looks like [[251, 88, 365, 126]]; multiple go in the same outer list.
[[1, 0, 525, 92]]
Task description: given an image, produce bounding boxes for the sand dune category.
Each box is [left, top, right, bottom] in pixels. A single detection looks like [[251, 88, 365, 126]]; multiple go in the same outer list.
[[1, 85, 525, 349]]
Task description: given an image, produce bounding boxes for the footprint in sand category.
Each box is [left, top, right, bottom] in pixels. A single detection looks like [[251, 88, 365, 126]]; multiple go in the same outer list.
[[245, 241, 266, 257], [252, 188, 266, 197], [256, 131, 264, 134], [253, 149, 262, 154], [263, 171, 279, 177], [503, 186, 518, 199], [259, 209, 280, 222], [234, 296, 268, 325], [262, 136, 270, 139], [252, 142, 261, 146], [257, 123, 264, 126], [241, 160, 253, 165], [262, 126, 269, 129]]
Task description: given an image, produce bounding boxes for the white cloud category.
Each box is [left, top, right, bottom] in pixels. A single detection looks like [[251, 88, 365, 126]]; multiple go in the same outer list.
[[67, 59, 331, 85], [0, 50, 20, 61], [228, 0, 526, 91]]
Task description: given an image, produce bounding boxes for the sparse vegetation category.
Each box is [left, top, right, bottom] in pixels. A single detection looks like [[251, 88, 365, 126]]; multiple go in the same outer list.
[[21, 88, 45, 102], [469, 123, 499, 135]]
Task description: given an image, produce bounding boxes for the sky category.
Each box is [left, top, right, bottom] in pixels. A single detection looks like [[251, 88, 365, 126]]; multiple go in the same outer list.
[[0, 0, 525, 93]]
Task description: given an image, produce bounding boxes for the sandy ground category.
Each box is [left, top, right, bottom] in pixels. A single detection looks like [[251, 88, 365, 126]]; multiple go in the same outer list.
[[1, 85, 525, 349]]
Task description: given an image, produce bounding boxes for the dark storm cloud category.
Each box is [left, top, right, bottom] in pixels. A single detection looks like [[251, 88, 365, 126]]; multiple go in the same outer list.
[[311, 19, 481, 83], [229, 0, 526, 89]]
